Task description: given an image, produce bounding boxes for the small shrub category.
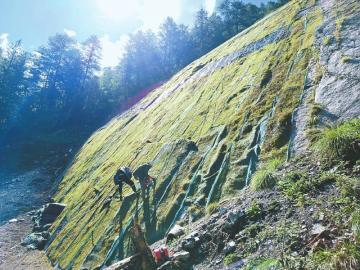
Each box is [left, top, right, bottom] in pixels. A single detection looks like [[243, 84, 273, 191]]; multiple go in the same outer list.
[[224, 253, 239, 266], [323, 36, 331, 45], [244, 223, 262, 238], [315, 119, 360, 165], [335, 17, 345, 43], [188, 204, 205, 221], [278, 171, 311, 204], [206, 202, 219, 216], [306, 128, 322, 144], [251, 158, 282, 191], [314, 173, 338, 189], [342, 56, 353, 63], [336, 175, 359, 201], [246, 201, 263, 221], [309, 103, 323, 127]]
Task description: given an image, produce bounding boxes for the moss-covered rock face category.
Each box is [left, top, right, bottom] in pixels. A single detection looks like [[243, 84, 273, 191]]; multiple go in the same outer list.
[[47, 0, 359, 268]]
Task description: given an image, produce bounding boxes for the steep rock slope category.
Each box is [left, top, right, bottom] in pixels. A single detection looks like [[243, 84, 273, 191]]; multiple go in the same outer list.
[[47, 0, 359, 268]]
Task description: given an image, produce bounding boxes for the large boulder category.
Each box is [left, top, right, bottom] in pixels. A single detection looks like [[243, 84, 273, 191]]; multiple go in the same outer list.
[[21, 231, 50, 250], [172, 251, 190, 261], [166, 225, 185, 242], [33, 203, 66, 231], [40, 203, 66, 224]]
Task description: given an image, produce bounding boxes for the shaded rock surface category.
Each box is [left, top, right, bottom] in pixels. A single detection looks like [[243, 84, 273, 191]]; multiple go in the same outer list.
[[21, 203, 65, 250]]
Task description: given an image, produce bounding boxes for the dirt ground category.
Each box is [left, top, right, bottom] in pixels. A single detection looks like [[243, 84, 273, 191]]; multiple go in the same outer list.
[[0, 214, 52, 270]]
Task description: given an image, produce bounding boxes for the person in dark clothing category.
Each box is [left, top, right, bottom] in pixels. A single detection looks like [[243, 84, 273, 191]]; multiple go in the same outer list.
[[113, 166, 137, 201], [134, 163, 156, 194]]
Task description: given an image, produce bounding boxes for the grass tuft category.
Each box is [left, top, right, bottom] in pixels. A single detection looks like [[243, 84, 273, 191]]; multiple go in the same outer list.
[[351, 210, 360, 243], [323, 36, 331, 45], [251, 158, 282, 191], [342, 56, 353, 63], [309, 103, 323, 127], [315, 119, 360, 165]]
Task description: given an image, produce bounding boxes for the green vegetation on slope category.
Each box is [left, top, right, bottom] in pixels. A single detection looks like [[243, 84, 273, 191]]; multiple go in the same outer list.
[[46, 0, 330, 268]]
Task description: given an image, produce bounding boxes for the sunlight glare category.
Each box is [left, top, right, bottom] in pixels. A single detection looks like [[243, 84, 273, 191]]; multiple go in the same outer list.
[[96, 0, 140, 21]]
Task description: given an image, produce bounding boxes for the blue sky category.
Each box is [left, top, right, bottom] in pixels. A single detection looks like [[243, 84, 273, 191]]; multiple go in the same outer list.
[[0, 0, 268, 67]]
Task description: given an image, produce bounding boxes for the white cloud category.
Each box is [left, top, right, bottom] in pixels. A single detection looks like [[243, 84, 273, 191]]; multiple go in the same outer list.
[[205, 0, 216, 14], [99, 34, 129, 68], [0, 33, 9, 56], [64, 28, 77, 37]]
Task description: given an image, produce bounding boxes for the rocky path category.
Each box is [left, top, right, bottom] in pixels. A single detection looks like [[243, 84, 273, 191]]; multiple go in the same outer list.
[[0, 214, 52, 270]]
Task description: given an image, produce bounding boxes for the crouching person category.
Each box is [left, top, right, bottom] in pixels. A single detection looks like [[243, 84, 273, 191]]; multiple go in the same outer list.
[[114, 166, 137, 201], [134, 163, 156, 197]]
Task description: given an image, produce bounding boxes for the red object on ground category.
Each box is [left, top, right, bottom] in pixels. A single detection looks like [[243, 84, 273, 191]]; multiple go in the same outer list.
[[163, 246, 169, 257], [153, 249, 162, 263], [152, 246, 170, 263]]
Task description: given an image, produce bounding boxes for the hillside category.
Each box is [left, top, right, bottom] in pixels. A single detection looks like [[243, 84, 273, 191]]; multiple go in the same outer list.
[[46, 0, 359, 269]]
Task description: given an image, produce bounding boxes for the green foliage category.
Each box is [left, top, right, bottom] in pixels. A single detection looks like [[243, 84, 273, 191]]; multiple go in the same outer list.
[[206, 202, 219, 216], [310, 241, 360, 270], [315, 119, 360, 165], [245, 257, 280, 270], [0, 40, 28, 126], [244, 223, 262, 238], [342, 56, 353, 63], [224, 253, 239, 266], [351, 210, 360, 243], [278, 171, 337, 206], [251, 158, 282, 191], [335, 174, 359, 201], [246, 201, 263, 221]]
